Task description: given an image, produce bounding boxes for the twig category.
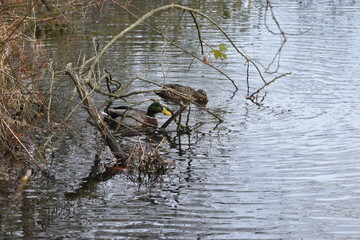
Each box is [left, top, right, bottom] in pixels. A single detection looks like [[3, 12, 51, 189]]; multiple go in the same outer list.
[[161, 104, 187, 129], [100, 67, 150, 109], [189, 11, 204, 55], [65, 64, 127, 162], [107, 2, 240, 90], [246, 61, 250, 96], [185, 105, 191, 127], [137, 77, 224, 122], [92, 37, 102, 85], [1, 0, 39, 48], [250, 72, 291, 98], [159, 42, 169, 81], [111, 89, 158, 99], [1, 119, 43, 170], [47, 60, 55, 123]]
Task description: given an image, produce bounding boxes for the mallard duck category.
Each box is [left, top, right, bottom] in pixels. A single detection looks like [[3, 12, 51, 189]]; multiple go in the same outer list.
[[155, 84, 208, 106], [104, 102, 171, 128]]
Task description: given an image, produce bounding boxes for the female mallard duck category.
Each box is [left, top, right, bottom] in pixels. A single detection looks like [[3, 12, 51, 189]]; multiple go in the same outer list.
[[104, 102, 171, 128], [155, 84, 208, 106]]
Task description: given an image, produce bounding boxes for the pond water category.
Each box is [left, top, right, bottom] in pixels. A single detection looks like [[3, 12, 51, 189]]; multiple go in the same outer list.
[[1, 0, 360, 239]]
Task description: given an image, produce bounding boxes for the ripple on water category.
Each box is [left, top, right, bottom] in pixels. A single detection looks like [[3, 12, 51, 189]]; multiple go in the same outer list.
[[2, 1, 360, 240]]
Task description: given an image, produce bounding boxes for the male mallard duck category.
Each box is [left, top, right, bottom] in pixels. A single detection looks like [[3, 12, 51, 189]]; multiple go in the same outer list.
[[155, 84, 208, 106], [104, 102, 171, 128]]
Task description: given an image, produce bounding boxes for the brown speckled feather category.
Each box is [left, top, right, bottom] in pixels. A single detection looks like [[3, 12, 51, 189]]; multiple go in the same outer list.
[[155, 84, 208, 106]]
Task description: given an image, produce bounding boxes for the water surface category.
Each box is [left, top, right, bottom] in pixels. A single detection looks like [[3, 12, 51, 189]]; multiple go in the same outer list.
[[1, 0, 360, 239]]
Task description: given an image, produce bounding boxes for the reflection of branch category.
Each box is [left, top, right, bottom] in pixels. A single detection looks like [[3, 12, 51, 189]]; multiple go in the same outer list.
[[264, 0, 287, 73], [82, 4, 198, 76], [264, 1, 311, 74], [265, 0, 286, 38], [264, 0, 310, 74], [111, 1, 240, 90], [65, 157, 125, 200]]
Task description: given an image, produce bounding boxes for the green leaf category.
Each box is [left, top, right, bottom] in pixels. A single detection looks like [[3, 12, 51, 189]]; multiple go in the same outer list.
[[219, 43, 227, 52], [209, 43, 228, 60], [214, 51, 221, 59]]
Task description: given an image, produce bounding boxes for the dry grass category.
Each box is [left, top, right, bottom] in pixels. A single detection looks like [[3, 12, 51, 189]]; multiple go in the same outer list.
[[0, 0, 117, 194], [0, 0, 94, 192], [0, 0, 46, 192], [125, 137, 173, 187]]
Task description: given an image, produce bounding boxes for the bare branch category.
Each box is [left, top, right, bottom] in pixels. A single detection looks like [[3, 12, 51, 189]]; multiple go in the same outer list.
[[110, 1, 240, 90], [250, 72, 292, 98], [65, 65, 127, 162], [189, 11, 204, 55]]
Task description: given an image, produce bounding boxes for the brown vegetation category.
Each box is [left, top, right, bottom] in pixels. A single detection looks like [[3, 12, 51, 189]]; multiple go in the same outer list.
[[0, 0, 101, 194], [1, 0, 44, 192]]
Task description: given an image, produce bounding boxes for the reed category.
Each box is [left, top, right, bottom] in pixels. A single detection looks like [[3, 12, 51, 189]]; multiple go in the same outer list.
[[125, 137, 172, 188], [1, 0, 42, 185], [0, 0, 97, 192]]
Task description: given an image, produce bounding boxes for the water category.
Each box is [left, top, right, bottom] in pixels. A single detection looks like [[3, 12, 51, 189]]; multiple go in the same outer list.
[[1, 0, 360, 239]]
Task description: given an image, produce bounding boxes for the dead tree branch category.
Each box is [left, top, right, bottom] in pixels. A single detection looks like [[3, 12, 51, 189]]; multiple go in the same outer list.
[[65, 64, 127, 162], [108, 2, 241, 90]]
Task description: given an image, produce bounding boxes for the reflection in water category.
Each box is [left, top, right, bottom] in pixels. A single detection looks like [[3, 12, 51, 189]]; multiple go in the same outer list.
[[64, 156, 122, 200], [1, 0, 360, 239]]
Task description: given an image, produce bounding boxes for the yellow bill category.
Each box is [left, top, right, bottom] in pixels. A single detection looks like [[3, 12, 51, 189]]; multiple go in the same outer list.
[[161, 107, 172, 116]]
